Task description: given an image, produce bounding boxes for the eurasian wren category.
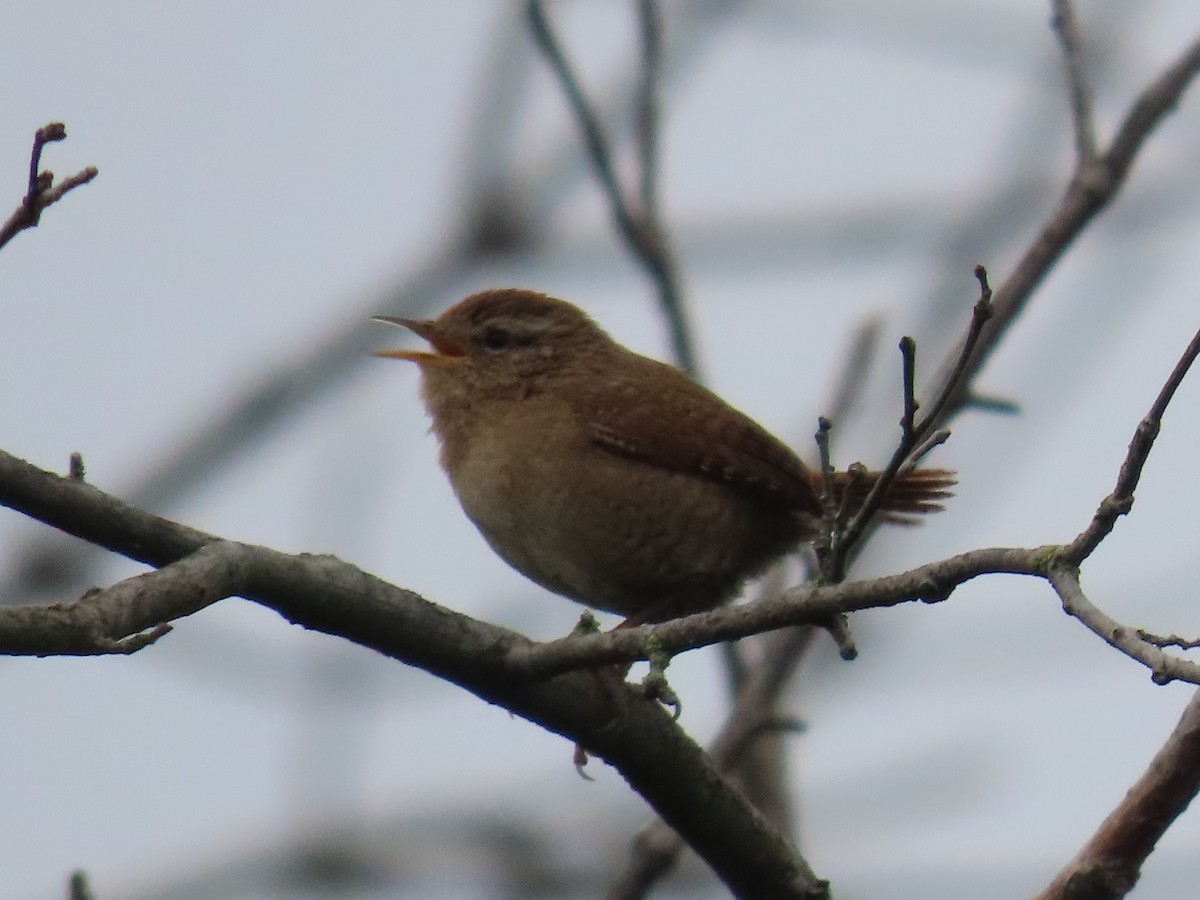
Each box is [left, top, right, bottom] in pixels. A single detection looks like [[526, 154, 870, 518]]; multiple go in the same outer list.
[[375, 289, 952, 624]]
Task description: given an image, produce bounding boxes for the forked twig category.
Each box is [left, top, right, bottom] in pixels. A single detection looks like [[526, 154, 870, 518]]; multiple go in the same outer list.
[[827, 265, 993, 580], [0, 123, 98, 251]]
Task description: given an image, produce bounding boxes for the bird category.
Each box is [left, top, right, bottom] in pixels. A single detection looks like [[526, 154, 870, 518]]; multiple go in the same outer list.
[[374, 289, 953, 625]]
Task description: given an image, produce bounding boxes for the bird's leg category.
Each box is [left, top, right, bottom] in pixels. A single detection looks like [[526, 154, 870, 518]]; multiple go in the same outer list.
[[615, 606, 682, 719]]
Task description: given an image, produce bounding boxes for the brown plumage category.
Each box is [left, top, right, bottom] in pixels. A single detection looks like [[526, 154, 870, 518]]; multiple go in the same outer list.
[[375, 289, 954, 623]]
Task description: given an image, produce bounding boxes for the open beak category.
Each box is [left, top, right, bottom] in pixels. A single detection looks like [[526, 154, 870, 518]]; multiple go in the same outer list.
[[372, 315, 467, 365]]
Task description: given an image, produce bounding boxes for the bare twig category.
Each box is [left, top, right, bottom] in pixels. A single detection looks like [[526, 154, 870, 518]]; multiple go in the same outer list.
[[68, 871, 95, 900], [496, 531, 1200, 687], [1035, 688, 1200, 900], [823, 316, 884, 429], [814, 416, 837, 535], [0, 542, 252, 656], [511, 546, 1042, 677], [931, 264, 996, 424], [606, 826, 681, 900], [826, 267, 993, 579], [636, 0, 662, 217], [1138, 631, 1200, 652], [527, 0, 698, 377], [526, 2, 630, 245], [963, 392, 1021, 415], [926, 32, 1200, 424], [0, 123, 98, 251], [68, 451, 86, 482], [1063, 323, 1200, 565], [1051, 0, 1099, 164], [906, 427, 953, 471], [1047, 565, 1200, 686], [898, 336, 919, 443], [822, 614, 857, 661]]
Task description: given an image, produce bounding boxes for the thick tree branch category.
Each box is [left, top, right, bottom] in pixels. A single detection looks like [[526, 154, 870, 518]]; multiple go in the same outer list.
[[607, 625, 819, 900], [0, 448, 824, 899], [1035, 688, 1200, 900]]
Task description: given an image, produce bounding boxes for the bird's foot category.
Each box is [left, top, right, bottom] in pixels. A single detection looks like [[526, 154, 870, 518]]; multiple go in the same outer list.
[[640, 640, 681, 719]]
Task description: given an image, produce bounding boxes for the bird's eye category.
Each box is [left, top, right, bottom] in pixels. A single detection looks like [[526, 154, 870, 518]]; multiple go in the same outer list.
[[481, 326, 514, 352]]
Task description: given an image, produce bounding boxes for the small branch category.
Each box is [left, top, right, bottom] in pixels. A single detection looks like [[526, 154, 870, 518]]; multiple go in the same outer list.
[[0, 542, 252, 656], [823, 315, 883, 429], [827, 267, 993, 578], [833, 463, 865, 534], [526, 1, 629, 240], [29, 123, 66, 189], [607, 825, 682, 900], [68, 871, 95, 900], [1035, 688, 1200, 900], [1046, 564, 1200, 686], [68, 451, 86, 481], [922, 264, 996, 431], [1063, 323, 1200, 565], [1104, 35, 1200, 188], [1138, 630, 1200, 652], [906, 427, 952, 470], [527, 0, 698, 376], [898, 336, 919, 444], [636, 0, 662, 218], [822, 614, 857, 661], [814, 416, 837, 538], [1051, 0, 1099, 164], [963, 392, 1021, 416], [511, 547, 1046, 679], [0, 123, 98, 251]]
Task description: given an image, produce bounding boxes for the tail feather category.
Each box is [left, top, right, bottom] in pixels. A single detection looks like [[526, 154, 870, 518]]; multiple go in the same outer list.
[[829, 467, 956, 520]]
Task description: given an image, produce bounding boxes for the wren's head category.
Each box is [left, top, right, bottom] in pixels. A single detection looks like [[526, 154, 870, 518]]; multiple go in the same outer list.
[[373, 289, 616, 412]]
